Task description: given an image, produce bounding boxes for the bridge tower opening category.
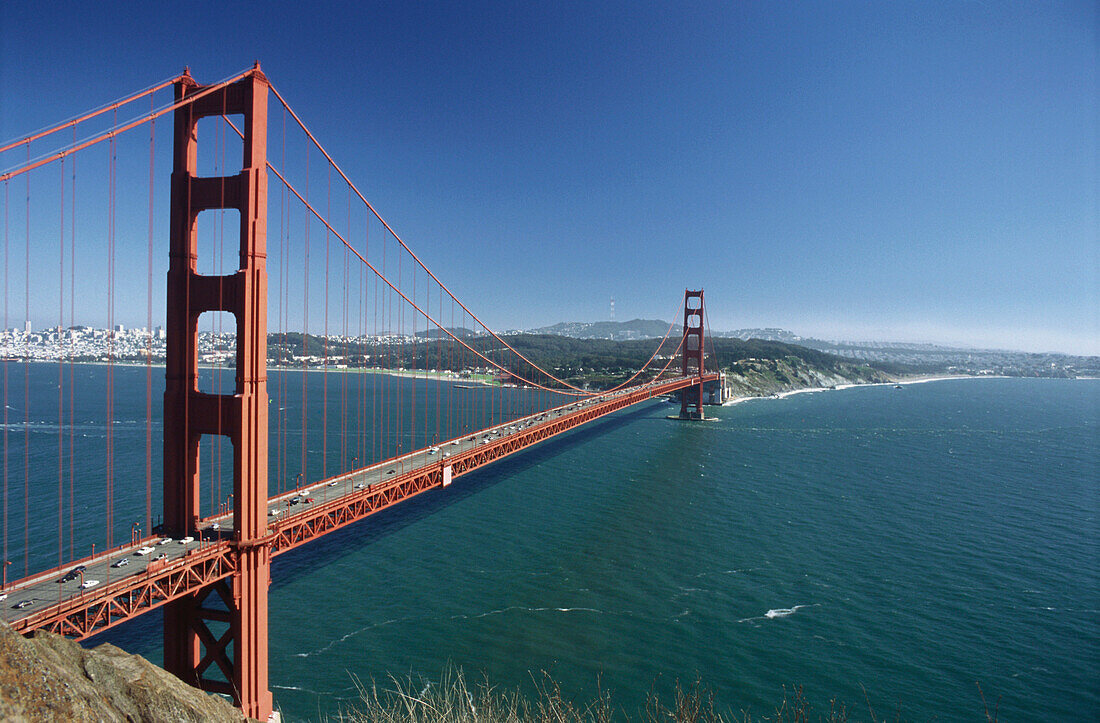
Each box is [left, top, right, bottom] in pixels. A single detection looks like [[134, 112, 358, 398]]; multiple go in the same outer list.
[[680, 289, 706, 420], [163, 66, 273, 720]]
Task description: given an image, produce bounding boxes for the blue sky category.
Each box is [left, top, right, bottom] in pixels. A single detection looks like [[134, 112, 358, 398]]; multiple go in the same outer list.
[[1, 1, 1096, 354]]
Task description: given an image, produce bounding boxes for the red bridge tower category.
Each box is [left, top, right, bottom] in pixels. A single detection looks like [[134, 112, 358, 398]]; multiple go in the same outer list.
[[163, 66, 273, 719], [680, 289, 706, 419]]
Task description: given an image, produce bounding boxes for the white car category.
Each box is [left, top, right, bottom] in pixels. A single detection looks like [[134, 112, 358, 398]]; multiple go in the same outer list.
[[158, 537, 172, 545], [80, 579, 100, 590], [354, 483, 366, 490], [268, 509, 281, 517], [135, 546, 156, 556], [328, 481, 338, 487], [178, 536, 194, 544], [111, 558, 129, 568]]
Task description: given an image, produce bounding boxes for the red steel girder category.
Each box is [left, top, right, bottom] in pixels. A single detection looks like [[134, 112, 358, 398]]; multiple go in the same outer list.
[[9, 543, 236, 640]]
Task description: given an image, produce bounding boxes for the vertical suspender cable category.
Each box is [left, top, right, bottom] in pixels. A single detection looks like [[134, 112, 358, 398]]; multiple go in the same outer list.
[[106, 123, 116, 550], [411, 260, 415, 453], [146, 107, 155, 535], [57, 158, 64, 568], [323, 166, 329, 479], [69, 130, 76, 559], [301, 141, 309, 484], [278, 107, 288, 494], [23, 145, 30, 576], [399, 249, 404, 458], [380, 239, 386, 464], [361, 225, 367, 465], [437, 281, 442, 445], [373, 229, 379, 465], [341, 189, 347, 471], [3, 180, 8, 575]]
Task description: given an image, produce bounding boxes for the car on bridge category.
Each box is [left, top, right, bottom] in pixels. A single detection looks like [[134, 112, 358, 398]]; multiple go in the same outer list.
[[135, 546, 156, 556], [58, 565, 86, 583], [112, 558, 129, 568]]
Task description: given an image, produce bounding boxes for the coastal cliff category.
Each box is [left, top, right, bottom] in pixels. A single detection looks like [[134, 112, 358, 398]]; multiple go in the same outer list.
[[0, 623, 248, 722], [723, 356, 890, 400]]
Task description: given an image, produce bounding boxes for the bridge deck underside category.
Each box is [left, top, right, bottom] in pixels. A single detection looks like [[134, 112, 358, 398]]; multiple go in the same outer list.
[[6, 374, 716, 639]]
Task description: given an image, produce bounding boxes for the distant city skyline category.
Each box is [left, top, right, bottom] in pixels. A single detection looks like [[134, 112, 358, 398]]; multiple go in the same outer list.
[[1, 1, 1095, 355]]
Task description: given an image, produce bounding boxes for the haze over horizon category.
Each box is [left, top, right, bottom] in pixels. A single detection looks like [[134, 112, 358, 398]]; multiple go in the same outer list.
[[2, 1, 1096, 355]]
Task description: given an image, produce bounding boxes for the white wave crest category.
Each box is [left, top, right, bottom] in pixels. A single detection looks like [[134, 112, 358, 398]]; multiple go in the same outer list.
[[765, 605, 804, 618], [739, 603, 818, 623]]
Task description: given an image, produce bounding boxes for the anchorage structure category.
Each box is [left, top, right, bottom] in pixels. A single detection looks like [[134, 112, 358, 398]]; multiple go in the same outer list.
[[680, 289, 706, 419], [162, 67, 272, 718]]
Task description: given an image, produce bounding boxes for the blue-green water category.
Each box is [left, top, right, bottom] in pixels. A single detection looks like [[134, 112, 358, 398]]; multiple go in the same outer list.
[[13, 371, 1100, 719]]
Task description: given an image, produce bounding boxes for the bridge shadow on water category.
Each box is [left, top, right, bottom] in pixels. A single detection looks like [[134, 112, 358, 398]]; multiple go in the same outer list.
[[269, 401, 662, 585], [86, 401, 666, 657]]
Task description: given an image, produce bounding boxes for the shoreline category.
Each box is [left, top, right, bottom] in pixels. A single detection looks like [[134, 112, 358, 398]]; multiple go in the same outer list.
[[721, 374, 1004, 406]]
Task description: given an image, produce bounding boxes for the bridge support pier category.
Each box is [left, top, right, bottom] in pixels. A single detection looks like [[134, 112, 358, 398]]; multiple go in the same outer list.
[[679, 290, 706, 420], [163, 66, 273, 720]]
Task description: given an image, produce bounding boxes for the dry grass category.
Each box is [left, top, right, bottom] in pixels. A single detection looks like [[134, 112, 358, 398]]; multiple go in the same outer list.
[[335, 668, 999, 723]]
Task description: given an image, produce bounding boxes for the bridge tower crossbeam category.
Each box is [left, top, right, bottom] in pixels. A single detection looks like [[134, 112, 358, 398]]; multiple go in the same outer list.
[[162, 66, 273, 720]]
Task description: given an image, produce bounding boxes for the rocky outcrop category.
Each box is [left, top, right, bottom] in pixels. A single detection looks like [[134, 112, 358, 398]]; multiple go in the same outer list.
[[724, 356, 890, 399], [0, 622, 248, 722]]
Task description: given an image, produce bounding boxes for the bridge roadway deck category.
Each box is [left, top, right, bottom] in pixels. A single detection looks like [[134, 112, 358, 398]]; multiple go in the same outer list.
[[2, 374, 716, 639]]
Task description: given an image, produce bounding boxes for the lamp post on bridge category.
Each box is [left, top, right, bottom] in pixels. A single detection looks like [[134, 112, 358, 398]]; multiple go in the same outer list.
[[2, 560, 10, 591]]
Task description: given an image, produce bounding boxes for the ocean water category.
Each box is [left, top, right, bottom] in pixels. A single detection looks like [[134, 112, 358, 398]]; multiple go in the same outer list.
[[15, 371, 1099, 720]]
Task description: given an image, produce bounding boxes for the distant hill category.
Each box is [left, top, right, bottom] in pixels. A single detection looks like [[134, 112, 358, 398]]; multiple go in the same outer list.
[[529, 320, 814, 344], [710, 327, 809, 343], [527, 319, 673, 341], [414, 327, 476, 340], [524, 321, 1097, 377]]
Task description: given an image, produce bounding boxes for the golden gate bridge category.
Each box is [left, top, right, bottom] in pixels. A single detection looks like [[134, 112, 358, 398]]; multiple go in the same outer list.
[[0, 65, 717, 719]]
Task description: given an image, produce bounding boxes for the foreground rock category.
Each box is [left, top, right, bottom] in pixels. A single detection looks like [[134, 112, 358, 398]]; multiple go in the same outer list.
[[0, 622, 248, 722]]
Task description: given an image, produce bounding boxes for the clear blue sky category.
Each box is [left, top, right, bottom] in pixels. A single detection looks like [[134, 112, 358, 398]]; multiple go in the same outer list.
[[1, 1, 1096, 354]]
